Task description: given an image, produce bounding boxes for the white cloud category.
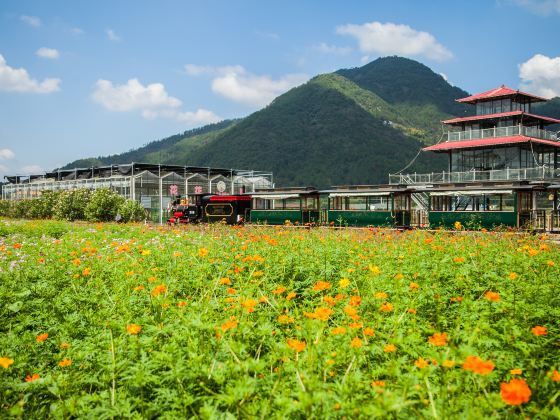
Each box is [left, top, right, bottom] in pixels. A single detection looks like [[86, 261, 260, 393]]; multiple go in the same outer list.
[[336, 21, 453, 61], [20, 15, 41, 27], [0, 163, 8, 173], [92, 78, 220, 126], [360, 55, 370, 64], [315, 42, 352, 55], [513, 0, 560, 15], [0, 54, 61, 93], [71, 27, 84, 35], [21, 164, 43, 174], [92, 78, 182, 112], [0, 148, 15, 160], [210, 66, 307, 107], [519, 54, 560, 98], [36, 47, 60, 59], [106, 29, 121, 42], [142, 108, 221, 125]]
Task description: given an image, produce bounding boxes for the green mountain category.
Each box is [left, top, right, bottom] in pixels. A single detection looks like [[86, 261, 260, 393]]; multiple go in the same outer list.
[[64, 57, 477, 187]]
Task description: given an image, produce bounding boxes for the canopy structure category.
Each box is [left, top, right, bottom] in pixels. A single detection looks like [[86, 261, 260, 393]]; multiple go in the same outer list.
[[442, 111, 560, 126], [423, 136, 560, 152], [430, 190, 513, 196], [328, 192, 392, 197]]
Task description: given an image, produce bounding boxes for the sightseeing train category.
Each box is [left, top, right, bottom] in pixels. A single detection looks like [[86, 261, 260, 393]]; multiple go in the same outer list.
[[168, 183, 560, 231]]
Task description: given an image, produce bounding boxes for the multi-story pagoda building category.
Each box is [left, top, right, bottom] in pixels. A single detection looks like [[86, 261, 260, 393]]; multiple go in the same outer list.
[[390, 85, 560, 230]]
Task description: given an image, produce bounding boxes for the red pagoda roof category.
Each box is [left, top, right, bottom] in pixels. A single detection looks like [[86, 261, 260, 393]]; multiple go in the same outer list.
[[456, 86, 547, 104], [442, 111, 560, 125], [423, 136, 560, 152]]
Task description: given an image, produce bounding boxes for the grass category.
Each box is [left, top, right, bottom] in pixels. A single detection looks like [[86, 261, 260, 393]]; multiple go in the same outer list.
[[0, 219, 559, 418]]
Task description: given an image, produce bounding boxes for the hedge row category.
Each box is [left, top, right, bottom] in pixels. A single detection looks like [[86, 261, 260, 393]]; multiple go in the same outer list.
[[0, 189, 145, 222]]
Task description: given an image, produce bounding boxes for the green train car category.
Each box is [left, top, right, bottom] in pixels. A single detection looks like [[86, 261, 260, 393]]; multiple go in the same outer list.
[[249, 188, 320, 225], [324, 188, 411, 227]]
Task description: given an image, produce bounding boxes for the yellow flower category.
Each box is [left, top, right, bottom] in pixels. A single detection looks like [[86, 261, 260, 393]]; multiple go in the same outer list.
[[339, 278, 350, 288], [510, 369, 522, 375], [509, 272, 518, 280], [141, 249, 151, 256], [384, 344, 396, 353], [0, 357, 14, 369], [350, 337, 363, 348], [198, 248, 209, 257]]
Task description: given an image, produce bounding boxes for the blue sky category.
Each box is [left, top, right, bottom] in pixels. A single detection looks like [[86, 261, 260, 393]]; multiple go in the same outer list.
[[1, 0, 560, 178]]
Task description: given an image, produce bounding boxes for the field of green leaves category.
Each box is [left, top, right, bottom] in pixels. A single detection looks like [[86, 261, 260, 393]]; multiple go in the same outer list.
[[1, 219, 559, 418]]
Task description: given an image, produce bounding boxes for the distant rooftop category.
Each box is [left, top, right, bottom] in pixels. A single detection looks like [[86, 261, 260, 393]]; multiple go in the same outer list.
[[456, 85, 547, 104]]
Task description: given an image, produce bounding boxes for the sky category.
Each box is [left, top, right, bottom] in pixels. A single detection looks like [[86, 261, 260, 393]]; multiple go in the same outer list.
[[1, 0, 560, 179]]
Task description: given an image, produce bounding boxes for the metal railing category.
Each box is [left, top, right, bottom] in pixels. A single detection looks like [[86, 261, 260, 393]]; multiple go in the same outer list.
[[389, 166, 560, 185], [447, 125, 559, 142]]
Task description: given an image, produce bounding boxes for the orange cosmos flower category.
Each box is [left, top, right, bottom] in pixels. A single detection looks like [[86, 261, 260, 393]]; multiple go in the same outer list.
[[510, 369, 522, 375], [60, 342, 71, 349], [348, 322, 363, 329], [198, 248, 208, 257], [363, 327, 375, 336], [350, 337, 363, 348], [415, 358, 429, 369], [371, 380, 386, 388], [323, 295, 336, 306], [25, 373, 40, 382], [546, 260, 555, 267], [409, 282, 420, 290], [177, 301, 187, 307], [453, 257, 465, 263], [82, 267, 91, 276], [72, 258, 81, 266], [221, 317, 238, 332], [36, 333, 49, 343], [528, 249, 538, 257], [485, 291, 500, 302], [287, 339, 306, 352], [450, 296, 463, 303], [428, 332, 448, 346], [343, 305, 360, 320], [500, 378, 531, 405], [313, 281, 331, 291], [374, 292, 388, 299], [272, 286, 286, 295], [384, 344, 396, 353], [150, 284, 167, 297], [133, 285, 144, 291], [241, 299, 258, 313], [349, 295, 362, 307], [531, 326, 547, 336], [286, 292, 296, 301], [219, 277, 232, 285], [331, 327, 347, 335], [304, 307, 333, 321], [509, 272, 518, 280], [379, 302, 394, 312], [13, 243, 22, 249], [462, 356, 494, 375], [407, 308, 417, 314], [58, 358, 72, 367], [127, 324, 142, 334], [0, 357, 14, 369], [550, 370, 560, 382]]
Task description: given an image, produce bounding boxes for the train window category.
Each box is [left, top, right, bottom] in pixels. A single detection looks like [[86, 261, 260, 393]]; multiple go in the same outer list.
[[368, 196, 389, 211], [283, 198, 301, 210], [348, 197, 367, 210], [205, 203, 233, 216], [303, 197, 318, 210], [253, 199, 270, 210]]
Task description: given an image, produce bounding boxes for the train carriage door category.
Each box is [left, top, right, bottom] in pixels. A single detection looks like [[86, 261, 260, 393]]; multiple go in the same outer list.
[[517, 191, 532, 229], [393, 192, 411, 227]]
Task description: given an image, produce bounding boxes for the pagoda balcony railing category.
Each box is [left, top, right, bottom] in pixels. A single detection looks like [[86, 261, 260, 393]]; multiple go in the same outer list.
[[447, 125, 559, 142], [389, 166, 560, 185]]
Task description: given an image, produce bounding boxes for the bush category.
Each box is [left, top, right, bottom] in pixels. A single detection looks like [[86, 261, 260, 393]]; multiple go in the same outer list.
[[118, 199, 146, 222], [84, 189, 125, 222], [53, 189, 92, 221]]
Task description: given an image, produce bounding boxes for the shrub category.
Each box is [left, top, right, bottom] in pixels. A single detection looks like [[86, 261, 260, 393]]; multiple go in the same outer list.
[[53, 189, 92, 221], [118, 199, 146, 222], [84, 188, 125, 222]]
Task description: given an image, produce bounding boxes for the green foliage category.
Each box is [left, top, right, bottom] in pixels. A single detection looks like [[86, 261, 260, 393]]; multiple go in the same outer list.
[[0, 222, 559, 417], [84, 189, 125, 222], [117, 199, 146, 222], [53, 190, 92, 221]]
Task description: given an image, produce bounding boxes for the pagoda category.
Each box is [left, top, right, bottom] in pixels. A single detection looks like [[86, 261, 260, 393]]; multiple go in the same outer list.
[[423, 85, 560, 177]]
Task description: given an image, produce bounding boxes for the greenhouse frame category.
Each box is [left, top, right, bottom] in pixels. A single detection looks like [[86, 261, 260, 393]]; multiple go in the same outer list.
[[2, 163, 274, 223]]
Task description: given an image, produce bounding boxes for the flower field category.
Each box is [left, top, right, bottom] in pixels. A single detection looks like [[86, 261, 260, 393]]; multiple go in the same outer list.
[[1, 220, 559, 418]]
